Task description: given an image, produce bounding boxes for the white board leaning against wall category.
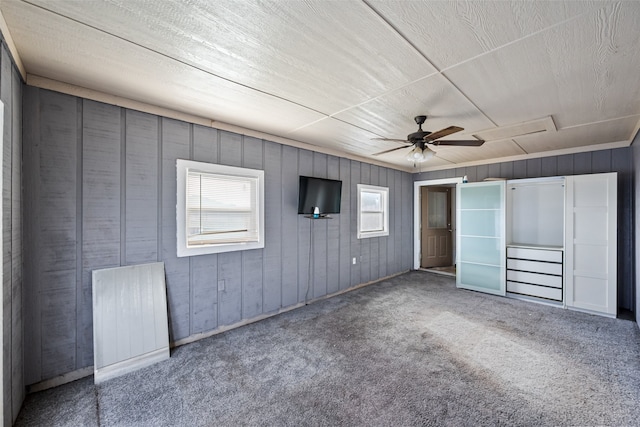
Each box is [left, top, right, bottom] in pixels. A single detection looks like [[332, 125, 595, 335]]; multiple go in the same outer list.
[[92, 262, 170, 384]]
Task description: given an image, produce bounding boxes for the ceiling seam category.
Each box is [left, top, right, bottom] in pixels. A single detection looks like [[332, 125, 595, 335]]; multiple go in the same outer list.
[[20, 0, 333, 121], [360, 0, 497, 128], [510, 139, 529, 155], [361, 0, 609, 131], [439, 5, 607, 75], [435, 5, 608, 129], [561, 113, 640, 130], [325, 72, 438, 118]]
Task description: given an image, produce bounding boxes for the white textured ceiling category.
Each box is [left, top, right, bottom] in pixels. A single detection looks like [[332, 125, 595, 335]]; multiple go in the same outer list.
[[2, 0, 640, 171]]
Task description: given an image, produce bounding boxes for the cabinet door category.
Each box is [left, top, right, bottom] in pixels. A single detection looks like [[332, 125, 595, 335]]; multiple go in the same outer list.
[[565, 173, 617, 316], [456, 181, 506, 296]]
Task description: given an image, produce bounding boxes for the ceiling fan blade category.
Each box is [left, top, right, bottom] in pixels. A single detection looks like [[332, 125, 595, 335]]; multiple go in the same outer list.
[[430, 139, 485, 147], [371, 137, 410, 144], [372, 145, 410, 156], [424, 126, 463, 141]]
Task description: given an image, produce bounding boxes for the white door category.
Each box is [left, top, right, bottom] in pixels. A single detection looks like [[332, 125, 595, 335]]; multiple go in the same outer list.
[[565, 173, 617, 317], [456, 181, 506, 296]]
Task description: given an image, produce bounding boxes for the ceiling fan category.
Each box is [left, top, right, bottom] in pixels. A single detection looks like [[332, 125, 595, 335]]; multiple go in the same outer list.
[[372, 115, 484, 163]]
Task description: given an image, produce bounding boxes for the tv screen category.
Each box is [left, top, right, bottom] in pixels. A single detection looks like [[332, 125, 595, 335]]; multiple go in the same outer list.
[[297, 176, 342, 215]]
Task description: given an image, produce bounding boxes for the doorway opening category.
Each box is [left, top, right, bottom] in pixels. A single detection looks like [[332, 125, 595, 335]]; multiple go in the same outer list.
[[413, 177, 463, 277]]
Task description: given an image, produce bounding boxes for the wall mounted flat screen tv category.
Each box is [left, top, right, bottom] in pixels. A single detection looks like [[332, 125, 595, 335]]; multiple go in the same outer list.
[[297, 176, 342, 215]]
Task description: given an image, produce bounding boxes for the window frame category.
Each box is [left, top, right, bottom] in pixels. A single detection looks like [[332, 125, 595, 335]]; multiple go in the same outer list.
[[357, 183, 390, 239], [176, 159, 264, 257]]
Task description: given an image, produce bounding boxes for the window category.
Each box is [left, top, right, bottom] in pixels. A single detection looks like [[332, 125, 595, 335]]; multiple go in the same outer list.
[[177, 159, 264, 257], [357, 184, 389, 239]]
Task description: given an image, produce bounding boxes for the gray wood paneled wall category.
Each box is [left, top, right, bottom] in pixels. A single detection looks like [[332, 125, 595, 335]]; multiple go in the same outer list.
[[22, 87, 413, 386], [414, 147, 635, 312], [0, 40, 23, 425], [633, 133, 640, 327]]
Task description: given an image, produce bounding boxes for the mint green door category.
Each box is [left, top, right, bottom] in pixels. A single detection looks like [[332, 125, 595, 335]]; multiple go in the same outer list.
[[456, 181, 506, 295]]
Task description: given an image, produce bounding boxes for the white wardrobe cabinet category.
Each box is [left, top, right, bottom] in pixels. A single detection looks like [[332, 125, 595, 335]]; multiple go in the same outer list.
[[456, 172, 617, 318], [456, 181, 506, 296], [565, 173, 617, 317], [506, 177, 565, 305]]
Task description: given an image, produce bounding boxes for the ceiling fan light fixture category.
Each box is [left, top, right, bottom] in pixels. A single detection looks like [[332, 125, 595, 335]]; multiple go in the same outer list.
[[406, 145, 434, 163]]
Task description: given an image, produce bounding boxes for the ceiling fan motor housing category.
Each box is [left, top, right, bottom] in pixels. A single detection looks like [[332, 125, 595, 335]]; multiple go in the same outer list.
[[407, 115, 430, 141], [407, 130, 431, 142]]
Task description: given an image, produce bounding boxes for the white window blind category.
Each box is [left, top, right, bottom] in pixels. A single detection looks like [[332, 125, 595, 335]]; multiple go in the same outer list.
[[360, 191, 384, 232], [187, 170, 259, 246], [177, 159, 264, 257], [357, 184, 389, 239]]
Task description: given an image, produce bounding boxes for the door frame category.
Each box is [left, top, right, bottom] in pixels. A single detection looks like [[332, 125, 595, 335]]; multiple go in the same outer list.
[[413, 177, 463, 270]]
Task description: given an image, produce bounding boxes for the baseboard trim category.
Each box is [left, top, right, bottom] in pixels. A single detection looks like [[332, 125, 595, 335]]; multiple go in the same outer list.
[[27, 367, 94, 394], [94, 347, 170, 384], [25, 269, 409, 393]]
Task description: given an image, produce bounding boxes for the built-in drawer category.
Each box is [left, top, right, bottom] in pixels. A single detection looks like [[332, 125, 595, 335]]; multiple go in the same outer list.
[[506, 247, 563, 263], [507, 281, 563, 301], [506, 270, 563, 288], [507, 259, 563, 275]]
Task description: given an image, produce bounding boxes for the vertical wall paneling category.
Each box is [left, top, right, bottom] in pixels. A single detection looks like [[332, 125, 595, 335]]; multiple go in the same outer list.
[[81, 100, 122, 368], [242, 136, 264, 318], [386, 170, 396, 275], [500, 162, 514, 180], [297, 150, 313, 302], [488, 163, 501, 179], [217, 131, 243, 325], [9, 64, 22, 422], [394, 170, 403, 272], [464, 167, 477, 183], [242, 136, 263, 170], [280, 146, 299, 306], [219, 130, 242, 167], [557, 154, 574, 176], [312, 153, 328, 298], [526, 158, 542, 179], [0, 43, 23, 424], [241, 248, 263, 318], [402, 173, 413, 268], [573, 152, 592, 175], [23, 87, 39, 386], [161, 118, 190, 341], [593, 150, 612, 174], [22, 88, 414, 386], [633, 139, 640, 324], [378, 169, 388, 279], [0, 45, 9, 425], [476, 164, 489, 181], [360, 164, 372, 284], [191, 125, 219, 333], [263, 141, 282, 312], [512, 160, 526, 179], [0, 47, 11, 425], [124, 110, 158, 265], [612, 148, 634, 310], [541, 156, 558, 177], [74, 98, 83, 387], [217, 251, 242, 326], [350, 162, 361, 287], [190, 255, 218, 334], [338, 158, 351, 291], [192, 125, 218, 164], [39, 90, 79, 379], [326, 156, 340, 295], [369, 166, 379, 281]]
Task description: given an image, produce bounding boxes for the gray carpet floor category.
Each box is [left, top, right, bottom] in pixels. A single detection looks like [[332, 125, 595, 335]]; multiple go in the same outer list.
[[16, 271, 640, 426]]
